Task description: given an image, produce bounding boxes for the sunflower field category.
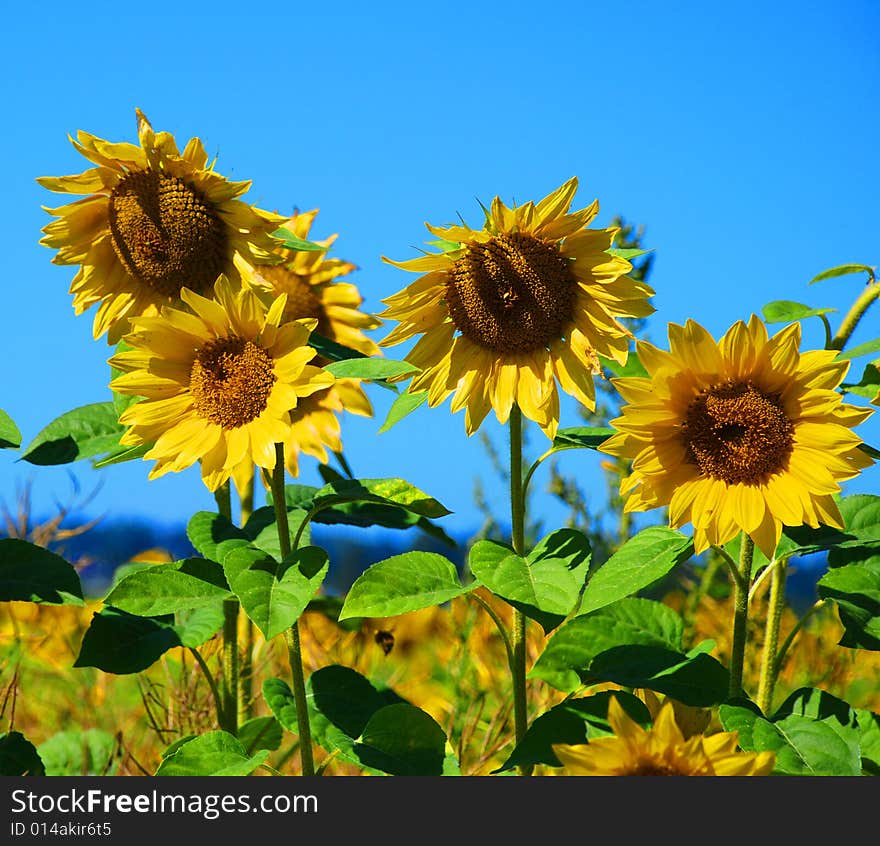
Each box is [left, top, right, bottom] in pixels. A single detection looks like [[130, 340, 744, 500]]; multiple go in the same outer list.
[[2, 109, 880, 780]]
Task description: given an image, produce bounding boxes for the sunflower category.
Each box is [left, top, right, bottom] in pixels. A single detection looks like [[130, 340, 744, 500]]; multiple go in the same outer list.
[[108, 277, 334, 492], [238, 208, 381, 476], [38, 109, 286, 343], [601, 316, 873, 558], [553, 695, 776, 776], [378, 177, 655, 438]]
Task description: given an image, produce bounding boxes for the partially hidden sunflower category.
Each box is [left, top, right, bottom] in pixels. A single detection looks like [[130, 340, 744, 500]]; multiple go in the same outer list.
[[601, 316, 873, 558], [108, 276, 334, 492], [378, 177, 655, 438], [237, 208, 381, 476], [38, 109, 286, 343], [553, 695, 776, 776]]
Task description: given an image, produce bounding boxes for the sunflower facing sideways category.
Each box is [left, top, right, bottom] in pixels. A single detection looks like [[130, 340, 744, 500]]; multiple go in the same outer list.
[[601, 316, 874, 558], [379, 177, 655, 438], [553, 695, 776, 776], [237, 208, 381, 476], [108, 277, 334, 492], [38, 109, 286, 343]]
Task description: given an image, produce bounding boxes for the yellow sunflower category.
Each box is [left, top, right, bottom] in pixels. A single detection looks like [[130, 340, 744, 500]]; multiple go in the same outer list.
[[601, 316, 873, 558], [237, 208, 381, 476], [108, 277, 334, 492], [38, 109, 286, 343], [378, 177, 655, 438], [553, 695, 776, 776]]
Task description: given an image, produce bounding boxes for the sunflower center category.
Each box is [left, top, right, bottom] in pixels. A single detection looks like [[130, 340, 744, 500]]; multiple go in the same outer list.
[[108, 169, 228, 298], [629, 760, 682, 776], [190, 336, 276, 429], [254, 266, 325, 323], [446, 232, 576, 354], [681, 381, 794, 485]]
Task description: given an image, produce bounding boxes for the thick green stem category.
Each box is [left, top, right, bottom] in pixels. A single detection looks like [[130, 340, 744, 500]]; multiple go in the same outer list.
[[238, 468, 256, 722], [271, 443, 315, 776], [728, 534, 755, 699], [757, 559, 787, 715], [508, 405, 530, 774], [214, 482, 239, 735], [828, 280, 880, 351]]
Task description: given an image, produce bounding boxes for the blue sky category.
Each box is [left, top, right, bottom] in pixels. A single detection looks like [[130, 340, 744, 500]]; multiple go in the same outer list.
[[1, 1, 878, 547]]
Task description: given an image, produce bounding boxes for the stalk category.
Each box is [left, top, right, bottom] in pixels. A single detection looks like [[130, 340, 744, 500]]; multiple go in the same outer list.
[[827, 277, 880, 351], [238, 469, 256, 722], [727, 533, 755, 699], [214, 482, 239, 735], [271, 443, 315, 776], [757, 558, 787, 714]]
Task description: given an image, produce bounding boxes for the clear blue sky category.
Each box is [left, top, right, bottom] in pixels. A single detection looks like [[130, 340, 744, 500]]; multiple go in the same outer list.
[[1, 1, 878, 545]]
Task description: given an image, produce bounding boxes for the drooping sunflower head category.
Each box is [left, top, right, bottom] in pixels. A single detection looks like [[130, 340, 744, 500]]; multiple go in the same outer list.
[[553, 695, 776, 776], [240, 208, 381, 356], [601, 316, 874, 557], [379, 177, 655, 439], [108, 276, 334, 492], [38, 109, 287, 343]]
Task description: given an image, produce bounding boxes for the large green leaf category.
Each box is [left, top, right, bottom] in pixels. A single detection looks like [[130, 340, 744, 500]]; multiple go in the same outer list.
[[74, 607, 182, 674], [529, 597, 683, 692], [855, 708, 880, 774], [312, 502, 456, 548], [223, 545, 328, 639], [378, 390, 428, 433], [720, 690, 862, 776], [495, 691, 651, 773], [0, 408, 21, 450], [21, 402, 123, 465], [466, 529, 591, 632], [808, 263, 875, 285], [311, 477, 452, 519], [586, 643, 729, 707], [186, 511, 250, 562], [355, 703, 447, 776], [247, 509, 312, 561], [338, 551, 470, 620], [549, 426, 615, 453], [155, 731, 269, 776], [104, 558, 231, 616], [324, 358, 419, 381], [175, 604, 225, 648], [237, 716, 283, 755], [816, 558, 880, 650], [0, 732, 45, 775], [0, 539, 83, 605], [580, 527, 693, 615], [841, 362, 880, 399], [270, 228, 326, 252]]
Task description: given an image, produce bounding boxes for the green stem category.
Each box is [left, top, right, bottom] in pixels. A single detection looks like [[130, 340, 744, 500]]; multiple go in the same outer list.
[[470, 592, 514, 669], [828, 279, 880, 351], [776, 599, 828, 671], [727, 534, 755, 699], [238, 468, 256, 722], [508, 405, 530, 775], [188, 647, 224, 728], [271, 443, 315, 777], [757, 559, 787, 715], [214, 482, 239, 735]]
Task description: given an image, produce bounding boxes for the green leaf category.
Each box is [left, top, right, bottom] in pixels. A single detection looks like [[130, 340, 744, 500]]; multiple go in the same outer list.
[[0, 539, 84, 605], [586, 643, 730, 707], [324, 358, 419, 381], [808, 263, 875, 284], [74, 607, 181, 674], [426, 238, 461, 253], [313, 502, 456, 548], [816, 558, 880, 650], [580, 526, 694, 615], [0, 408, 21, 450], [529, 597, 683, 692], [109, 339, 143, 417], [312, 477, 452, 519], [0, 732, 45, 775], [248, 508, 311, 561], [721, 690, 862, 776], [842, 362, 880, 399], [550, 426, 615, 453], [237, 716, 283, 755], [91, 442, 152, 469], [104, 558, 231, 616], [338, 551, 470, 620], [607, 247, 654, 261], [761, 300, 837, 324], [835, 337, 880, 362], [270, 228, 326, 252], [307, 331, 367, 363], [855, 708, 880, 774], [356, 703, 447, 776], [38, 729, 117, 776], [466, 529, 591, 633], [186, 511, 251, 563], [495, 691, 651, 773], [223, 545, 328, 639], [21, 402, 124, 465], [378, 390, 428, 434], [175, 604, 225, 648], [599, 351, 648, 378], [155, 731, 269, 776]]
